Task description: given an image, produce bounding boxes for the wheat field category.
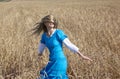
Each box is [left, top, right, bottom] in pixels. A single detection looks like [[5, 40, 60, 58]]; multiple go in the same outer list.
[[0, 0, 120, 79]]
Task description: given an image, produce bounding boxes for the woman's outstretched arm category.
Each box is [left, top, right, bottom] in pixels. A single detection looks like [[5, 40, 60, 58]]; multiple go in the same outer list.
[[63, 38, 92, 61], [76, 51, 92, 61]]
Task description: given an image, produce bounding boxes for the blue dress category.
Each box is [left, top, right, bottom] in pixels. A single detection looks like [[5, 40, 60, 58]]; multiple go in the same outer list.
[[39, 29, 69, 79]]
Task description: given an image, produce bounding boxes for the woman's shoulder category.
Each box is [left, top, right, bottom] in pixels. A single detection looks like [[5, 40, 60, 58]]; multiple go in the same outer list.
[[56, 29, 66, 36], [56, 29, 64, 33], [41, 32, 46, 38]]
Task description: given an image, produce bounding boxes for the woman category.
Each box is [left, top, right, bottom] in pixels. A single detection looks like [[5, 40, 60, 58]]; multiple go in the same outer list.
[[32, 15, 92, 79]]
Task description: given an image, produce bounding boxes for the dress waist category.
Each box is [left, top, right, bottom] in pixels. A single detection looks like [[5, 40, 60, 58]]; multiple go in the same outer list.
[[49, 56, 66, 61]]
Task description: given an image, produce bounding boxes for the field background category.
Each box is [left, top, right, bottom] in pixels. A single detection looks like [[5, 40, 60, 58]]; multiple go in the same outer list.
[[0, 0, 120, 79]]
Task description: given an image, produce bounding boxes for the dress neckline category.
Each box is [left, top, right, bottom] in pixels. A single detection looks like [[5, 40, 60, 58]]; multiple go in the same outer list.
[[46, 29, 57, 38]]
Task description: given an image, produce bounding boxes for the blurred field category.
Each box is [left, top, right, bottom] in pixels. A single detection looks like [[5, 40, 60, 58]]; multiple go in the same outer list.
[[0, 0, 120, 79]]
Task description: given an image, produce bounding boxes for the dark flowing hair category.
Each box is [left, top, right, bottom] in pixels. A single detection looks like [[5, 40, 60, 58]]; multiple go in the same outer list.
[[31, 15, 58, 36]]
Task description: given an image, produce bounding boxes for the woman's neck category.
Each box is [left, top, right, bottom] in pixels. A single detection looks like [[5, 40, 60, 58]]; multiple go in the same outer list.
[[47, 28, 55, 36]]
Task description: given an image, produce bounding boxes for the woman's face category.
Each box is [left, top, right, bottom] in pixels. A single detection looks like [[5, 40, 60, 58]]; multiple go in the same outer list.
[[44, 21, 54, 29]]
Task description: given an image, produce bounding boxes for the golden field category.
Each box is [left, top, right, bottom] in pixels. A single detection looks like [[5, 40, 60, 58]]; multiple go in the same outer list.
[[0, 0, 120, 79]]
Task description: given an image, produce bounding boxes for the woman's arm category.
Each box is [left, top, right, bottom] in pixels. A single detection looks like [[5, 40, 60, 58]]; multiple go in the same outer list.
[[63, 38, 92, 61], [63, 38, 79, 53], [38, 43, 46, 56], [76, 51, 92, 61]]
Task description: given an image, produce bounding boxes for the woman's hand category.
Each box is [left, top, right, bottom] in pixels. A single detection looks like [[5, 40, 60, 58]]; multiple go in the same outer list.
[[38, 53, 42, 56], [81, 55, 93, 61], [37, 53, 43, 61], [77, 51, 92, 61]]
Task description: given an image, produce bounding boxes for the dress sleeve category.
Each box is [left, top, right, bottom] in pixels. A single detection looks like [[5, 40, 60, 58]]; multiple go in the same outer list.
[[38, 33, 46, 54], [63, 38, 79, 53], [57, 29, 68, 42], [40, 33, 45, 44], [38, 43, 46, 54]]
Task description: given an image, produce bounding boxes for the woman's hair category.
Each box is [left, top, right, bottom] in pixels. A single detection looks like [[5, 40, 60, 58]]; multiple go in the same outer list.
[[31, 15, 58, 36]]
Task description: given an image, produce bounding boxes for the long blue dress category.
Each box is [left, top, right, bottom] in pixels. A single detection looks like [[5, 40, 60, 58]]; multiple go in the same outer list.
[[39, 29, 69, 79]]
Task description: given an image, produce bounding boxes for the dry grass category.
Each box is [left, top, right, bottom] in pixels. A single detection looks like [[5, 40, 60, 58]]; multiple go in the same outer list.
[[0, 0, 120, 79]]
